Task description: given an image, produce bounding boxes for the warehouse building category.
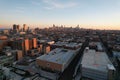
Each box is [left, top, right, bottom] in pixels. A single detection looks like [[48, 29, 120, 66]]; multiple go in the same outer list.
[[51, 41, 82, 50], [36, 47, 80, 80], [36, 48, 79, 72], [81, 49, 116, 80]]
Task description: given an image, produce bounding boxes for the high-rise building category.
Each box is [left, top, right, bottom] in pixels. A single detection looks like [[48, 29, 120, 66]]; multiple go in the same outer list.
[[40, 44, 50, 54], [9, 38, 30, 55], [32, 38, 37, 49], [23, 24, 28, 31], [29, 39, 33, 49], [13, 24, 17, 30], [44, 45, 50, 54], [53, 24, 55, 27], [29, 38, 37, 49], [24, 39, 30, 53], [13, 50, 23, 60], [13, 24, 19, 33], [17, 25, 20, 31], [10, 39, 24, 51]]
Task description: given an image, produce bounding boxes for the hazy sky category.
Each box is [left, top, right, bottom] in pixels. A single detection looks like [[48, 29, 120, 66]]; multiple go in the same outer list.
[[0, 0, 120, 29]]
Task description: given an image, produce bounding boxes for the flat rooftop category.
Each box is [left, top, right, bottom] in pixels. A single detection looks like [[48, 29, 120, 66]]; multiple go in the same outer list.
[[37, 48, 79, 64], [52, 41, 68, 46], [81, 49, 114, 72], [52, 42, 82, 49], [65, 43, 82, 48]]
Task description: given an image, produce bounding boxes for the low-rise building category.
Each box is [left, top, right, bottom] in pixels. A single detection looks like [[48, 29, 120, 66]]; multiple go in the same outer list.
[[36, 47, 80, 80], [81, 49, 115, 80]]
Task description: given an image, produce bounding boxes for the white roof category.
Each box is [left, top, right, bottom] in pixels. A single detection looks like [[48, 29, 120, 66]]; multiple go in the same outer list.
[[37, 48, 78, 64], [81, 49, 114, 72], [107, 64, 115, 70]]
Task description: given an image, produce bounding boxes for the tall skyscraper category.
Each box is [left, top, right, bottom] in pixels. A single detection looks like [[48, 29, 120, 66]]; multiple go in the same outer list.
[[13, 24, 20, 33], [13, 24, 18, 33], [24, 38, 30, 53], [23, 24, 28, 31], [53, 24, 55, 27], [13, 24, 17, 30], [17, 25, 20, 31]]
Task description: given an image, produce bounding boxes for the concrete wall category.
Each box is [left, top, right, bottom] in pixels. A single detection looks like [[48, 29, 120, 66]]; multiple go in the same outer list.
[[36, 59, 63, 72]]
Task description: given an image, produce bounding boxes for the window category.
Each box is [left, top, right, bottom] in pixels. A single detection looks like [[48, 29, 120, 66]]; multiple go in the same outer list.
[[47, 63, 50, 67]]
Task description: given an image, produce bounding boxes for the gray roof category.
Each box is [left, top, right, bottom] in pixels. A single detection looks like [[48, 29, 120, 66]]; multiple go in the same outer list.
[[52, 42, 82, 48], [81, 49, 114, 72], [37, 48, 79, 64]]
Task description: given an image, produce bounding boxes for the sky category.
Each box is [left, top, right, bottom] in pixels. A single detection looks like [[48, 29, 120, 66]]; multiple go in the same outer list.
[[0, 0, 120, 30]]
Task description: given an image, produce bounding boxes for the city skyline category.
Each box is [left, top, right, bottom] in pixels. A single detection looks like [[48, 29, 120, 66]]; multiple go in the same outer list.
[[0, 0, 120, 30]]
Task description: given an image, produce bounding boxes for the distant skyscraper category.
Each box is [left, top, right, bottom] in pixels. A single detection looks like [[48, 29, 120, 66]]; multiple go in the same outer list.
[[53, 24, 55, 27], [23, 24, 28, 31], [28, 27, 30, 31], [13, 24, 19, 33], [77, 25, 79, 27], [13, 24, 17, 30], [61, 25, 63, 27], [76, 25, 80, 29], [17, 25, 20, 31]]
